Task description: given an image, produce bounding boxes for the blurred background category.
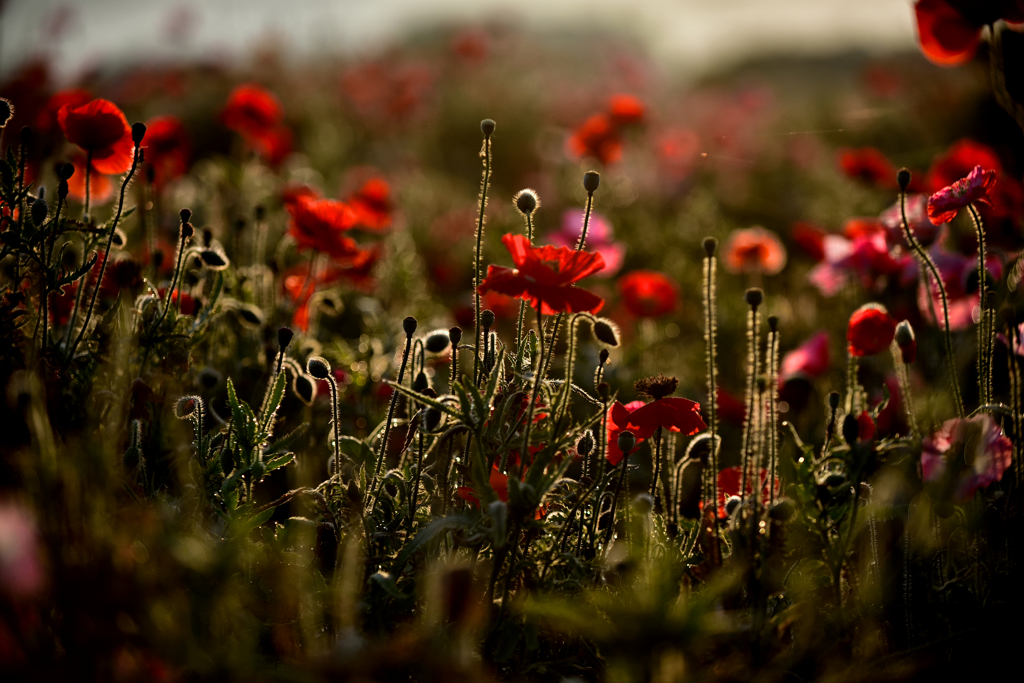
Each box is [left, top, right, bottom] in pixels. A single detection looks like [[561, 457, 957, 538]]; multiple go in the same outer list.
[[1, 0, 916, 82]]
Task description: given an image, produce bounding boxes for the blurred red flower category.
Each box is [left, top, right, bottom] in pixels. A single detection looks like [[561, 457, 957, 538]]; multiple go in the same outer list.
[[607, 93, 645, 127], [157, 288, 199, 316], [57, 98, 134, 174], [349, 177, 393, 230], [67, 154, 112, 203], [457, 464, 544, 518], [780, 331, 831, 382], [926, 139, 1001, 191], [927, 165, 997, 225], [36, 88, 91, 137], [221, 83, 283, 140], [791, 222, 827, 262], [880, 194, 943, 248], [252, 125, 293, 167], [286, 195, 361, 263], [567, 114, 622, 166], [847, 303, 897, 356], [605, 400, 646, 466], [143, 115, 189, 188], [838, 147, 897, 187], [479, 234, 605, 315], [618, 270, 678, 318], [913, 0, 1024, 67], [715, 466, 778, 518], [724, 227, 787, 275]]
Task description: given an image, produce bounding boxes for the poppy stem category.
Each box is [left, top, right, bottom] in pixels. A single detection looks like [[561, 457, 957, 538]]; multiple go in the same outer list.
[[371, 325, 415, 505], [605, 446, 631, 547], [515, 212, 534, 354], [472, 127, 493, 386], [144, 215, 191, 359], [740, 299, 760, 506], [967, 204, 994, 409], [767, 322, 779, 505], [650, 426, 665, 510], [519, 304, 545, 476], [899, 191, 964, 418], [39, 190, 65, 359], [702, 242, 720, 529], [64, 144, 141, 370], [83, 149, 92, 223]]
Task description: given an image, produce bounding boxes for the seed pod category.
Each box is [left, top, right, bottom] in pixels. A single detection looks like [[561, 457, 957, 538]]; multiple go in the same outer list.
[[306, 356, 331, 380], [480, 119, 496, 136], [593, 318, 620, 347], [424, 330, 451, 354], [616, 430, 636, 455], [403, 316, 418, 336], [449, 326, 463, 346], [514, 189, 539, 216], [583, 170, 600, 193], [702, 236, 718, 256], [744, 288, 763, 309], [481, 309, 495, 330]]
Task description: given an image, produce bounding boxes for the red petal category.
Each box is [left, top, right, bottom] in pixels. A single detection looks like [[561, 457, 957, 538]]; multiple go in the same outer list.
[[914, 0, 981, 67]]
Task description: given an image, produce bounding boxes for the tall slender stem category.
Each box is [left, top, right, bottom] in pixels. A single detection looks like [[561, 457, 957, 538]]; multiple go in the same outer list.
[[372, 330, 414, 487], [968, 204, 993, 408], [519, 304, 545, 476], [472, 130, 493, 385], [83, 150, 92, 222]]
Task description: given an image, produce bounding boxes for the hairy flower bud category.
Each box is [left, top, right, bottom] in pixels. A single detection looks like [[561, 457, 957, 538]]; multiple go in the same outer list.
[[293, 373, 316, 405], [744, 287, 763, 309], [895, 320, 916, 363], [278, 327, 294, 351], [616, 429, 636, 455], [179, 208, 192, 225], [828, 391, 841, 410], [131, 122, 147, 145], [593, 318, 620, 347], [842, 414, 859, 446], [599, 348, 609, 365], [576, 430, 595, 457], [897, 167, 911, 192], [306, 356, 331, 380], [480, 118, 495, 137], [174, 395, 201, 419], [423, 407, 442, 432], [31, 198, 48, 227], [514, 189, 539, 217]]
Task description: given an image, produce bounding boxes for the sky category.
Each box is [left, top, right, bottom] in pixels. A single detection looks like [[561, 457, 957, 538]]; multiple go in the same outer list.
[[0, 0, 919, 82]]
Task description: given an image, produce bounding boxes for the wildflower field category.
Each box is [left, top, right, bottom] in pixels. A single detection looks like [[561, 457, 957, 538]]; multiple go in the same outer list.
[[2, 2, 1024, 681]]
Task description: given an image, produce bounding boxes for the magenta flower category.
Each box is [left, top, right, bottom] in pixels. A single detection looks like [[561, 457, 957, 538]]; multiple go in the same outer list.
[[808, 231, 913, 297], [922, 414, 1012, 503], [780, 331, 830, 382], [548, 210, 624, 278], [927, 165, 997, 225]]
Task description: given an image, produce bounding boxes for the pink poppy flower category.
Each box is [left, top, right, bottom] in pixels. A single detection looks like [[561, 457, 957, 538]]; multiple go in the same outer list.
[[548, 210, 624, 277], [780, 331, 830, 382], [927, 165, 997, 225], [723, 226, 787, 275], [808, 231, 913, 297], [922, 414, 1012, 503]]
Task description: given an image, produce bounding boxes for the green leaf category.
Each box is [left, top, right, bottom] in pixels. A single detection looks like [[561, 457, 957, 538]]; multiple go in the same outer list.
[[259, 371, 286, 431], [232, 506, 275, 537], [264, 423, 309, 456], [392, 512, 475, 575], [264, 452, 294, 473]]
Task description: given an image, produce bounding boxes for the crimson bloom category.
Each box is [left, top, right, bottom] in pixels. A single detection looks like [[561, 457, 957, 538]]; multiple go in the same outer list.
[[349, 177, 393, 230], [913, 0, 1024, 67], [723, 227, 787, 275], [143, 115, 189, 188], [922, 414, 1012, 503], [222, 83, 283, 140], [714, 466, 779, 518], [608, 94, 645, 126], [286, 195, 361, 263], [57, 98, 134, 174], [67, 155, 112, 203], [847, 303, 897, 356], [605, 387, 705, 466], [478, 234, 605, 315], [838, 147, 897, 187], [618, 270, 679, 318], [567, 114, 622, 166], [927, 165, 997, 225]]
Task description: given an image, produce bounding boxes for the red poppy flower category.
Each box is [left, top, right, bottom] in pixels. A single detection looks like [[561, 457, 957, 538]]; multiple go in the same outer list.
[[714, 466, 779, 518], [608, 94, 645, 127], [283, 247, 379, 331], [57, 98, 134, 174], [926, 139, 1001, 192], [913, 1, 1024, 67], [67, 155, 112, 204], [838, 147, 897, 187], [457, 465, 545, 518], [478, 234, 605, 315], [847, 303, 897, 356], [927, 165, 997, 225], [35, 88, 91, 137], [842, 218, 884, 240], [606, 400, 647, 466], [349, 177, 393, 230], [780, 331, 831, 381], [791, 222, 827, 262], [605, 396, 705, 466], [280, 183, 320, 207], [221, 83, 283, 141], [157, 288, 199, 316], [618, 270, 678, 318], [922, 413, 1012, 502], [567, 113, 622, 166], [723, 227, 787, 275], [286, 195, 361, 263], [143, 115, 189, 188], [252, 125, 293, 167], [857, 411, 877, 442]]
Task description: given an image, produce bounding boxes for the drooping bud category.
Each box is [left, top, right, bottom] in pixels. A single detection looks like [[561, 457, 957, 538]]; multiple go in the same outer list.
[[199, 248, 230, 270], [174, 395, 201, 419], [514, 189, 539, 217], [403, 316, 418, 336], [306, 356, 331, 380], [293, 373, 317, 405], [237, 304, 264, 327], [593, 318, 620, 347], [278, 327, 294, 351], [131, 122, 147, 145], [480, 119, 496, 137], [425, 330, 451, 354], [616, 429, 636, 455], [582, 170, 600, 194], [897, 168, 911, 192], [895, 320, 916, 363], [702, 236, 718, 257], [599, 348, 609, 365], [744, 288, 763, 309], [423, 407, 442, 432], [0, 98, 12, 128], [58, 162, 74, 180], [412, 370, 429, 394]]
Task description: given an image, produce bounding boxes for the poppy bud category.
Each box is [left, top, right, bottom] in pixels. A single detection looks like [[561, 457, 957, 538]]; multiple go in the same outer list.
[[449, 326, 463, 345], [480, 119, 496, 137], [702, 236, 718, 256], [768, 315, 779, 332], [425, 330, 451, 354], [181, 223, 194, 240], [828, 392, 840, 410], [179, 208, 192, 225], [131, 122, 147, 145], [895, 320, 916, 363], [423, 407, 442, 432], [582, 170, 600, 194], [412, 370, 429, 394], [31, 198, 48, 227], [725, 495, 741, 516], [175, 395, 200, 419], [744, 288, 763, 309], [20, 126, 31, 146], [842, 414, 859, 446], [481, 309, 495, 330], [847, 303, 896, 356], [200, 248, 229, 270], [112, 227, 127, 247], [897, 168, 911, 192], [577, 430, 595, 457], [514, 189, 539, 217], [307, 356, 331, 380], [589, 318, 619, 347], [58, 162, 74, 180], [599, 348, 609, 365], [616, 430, 636, 455], [403, 316, 418, 336], [278, 327, 294, 351], [293, 373, 316, 405], [0, 98, 12, 127]]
